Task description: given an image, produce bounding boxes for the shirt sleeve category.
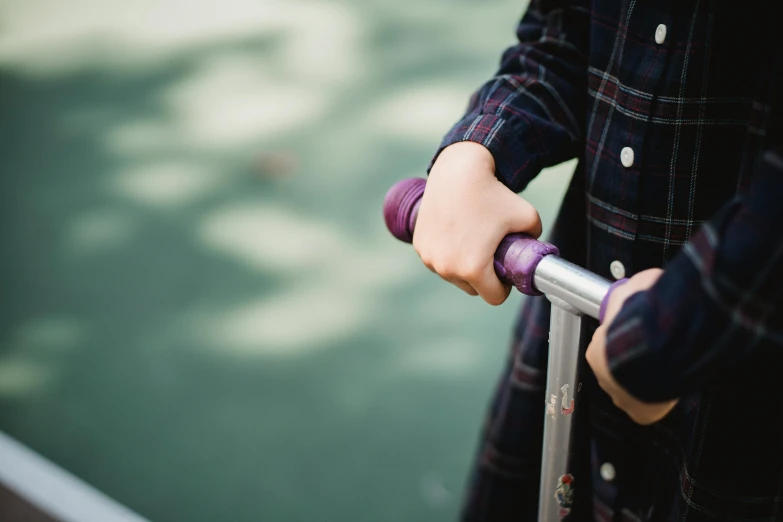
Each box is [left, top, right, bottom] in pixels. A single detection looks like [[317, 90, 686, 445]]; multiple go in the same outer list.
[[604, 147, 783, 403], [428, 0, 590, 193]]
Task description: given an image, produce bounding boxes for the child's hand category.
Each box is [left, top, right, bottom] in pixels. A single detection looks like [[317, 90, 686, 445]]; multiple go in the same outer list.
[[586, 268, 679, 425], [413, 142, 542, 305]]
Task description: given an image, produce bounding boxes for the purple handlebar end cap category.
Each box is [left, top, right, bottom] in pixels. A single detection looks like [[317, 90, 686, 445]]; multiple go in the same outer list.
[[383, 178, 426, 243], [494, 234, 559, 296], [599, 278, 629, 324]]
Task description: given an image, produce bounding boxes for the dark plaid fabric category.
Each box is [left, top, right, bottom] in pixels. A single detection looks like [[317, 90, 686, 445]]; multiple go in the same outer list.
[[429, 0, 783, 520]]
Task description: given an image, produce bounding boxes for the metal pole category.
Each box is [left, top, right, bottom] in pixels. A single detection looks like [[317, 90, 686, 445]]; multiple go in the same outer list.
[[533, 255, 613, 520], [537, 297, 584, 521], [534, 256, 610, 320]]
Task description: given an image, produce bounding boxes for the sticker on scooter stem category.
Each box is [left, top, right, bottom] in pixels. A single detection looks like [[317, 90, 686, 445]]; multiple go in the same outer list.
[[561, 384, 575, 415], [555, 473, 574, 517], [546, 386, 575, 417], [547, 394, 557, 418]]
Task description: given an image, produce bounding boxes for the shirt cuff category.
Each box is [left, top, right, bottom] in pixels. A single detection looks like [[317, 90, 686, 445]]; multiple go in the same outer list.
[[602, 246, 711, 403], [602, 290, 671, 402], [427, 113, 543, 193]]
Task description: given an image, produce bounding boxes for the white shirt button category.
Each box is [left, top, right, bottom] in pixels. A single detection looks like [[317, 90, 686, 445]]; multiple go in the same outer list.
[[600, 462, 616, 482], [610, 260, 626, 280], [655, 24, 667, 45], [620, 146, 634, 168]]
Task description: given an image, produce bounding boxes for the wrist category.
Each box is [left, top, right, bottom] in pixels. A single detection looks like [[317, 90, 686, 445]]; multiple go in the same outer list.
[[432, 141, 496, 177]]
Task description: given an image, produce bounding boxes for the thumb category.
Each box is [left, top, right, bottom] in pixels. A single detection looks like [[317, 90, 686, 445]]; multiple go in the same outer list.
[[501, 193, 542, 238]]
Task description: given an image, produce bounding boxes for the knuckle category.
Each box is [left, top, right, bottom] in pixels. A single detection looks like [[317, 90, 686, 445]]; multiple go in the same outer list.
[[433, 262, 456, 279], [459, 259, 485, 281], [417, 252, 433, 268]]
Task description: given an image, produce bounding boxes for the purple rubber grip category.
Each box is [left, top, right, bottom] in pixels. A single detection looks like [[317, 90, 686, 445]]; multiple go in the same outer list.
[[599, 278, 629, 324], [383, 177, 559, 296], [383, 177, 426, 243]]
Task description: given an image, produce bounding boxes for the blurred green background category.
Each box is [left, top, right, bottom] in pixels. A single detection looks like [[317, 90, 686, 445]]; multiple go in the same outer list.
[[0, 0, 573, 520]]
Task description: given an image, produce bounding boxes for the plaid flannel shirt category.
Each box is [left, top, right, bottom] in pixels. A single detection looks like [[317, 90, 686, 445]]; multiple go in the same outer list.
[[429, 0, 783, 520]]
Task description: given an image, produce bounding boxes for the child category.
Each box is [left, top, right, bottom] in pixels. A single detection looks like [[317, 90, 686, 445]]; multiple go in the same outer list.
[[413, 1, 783, 520]]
